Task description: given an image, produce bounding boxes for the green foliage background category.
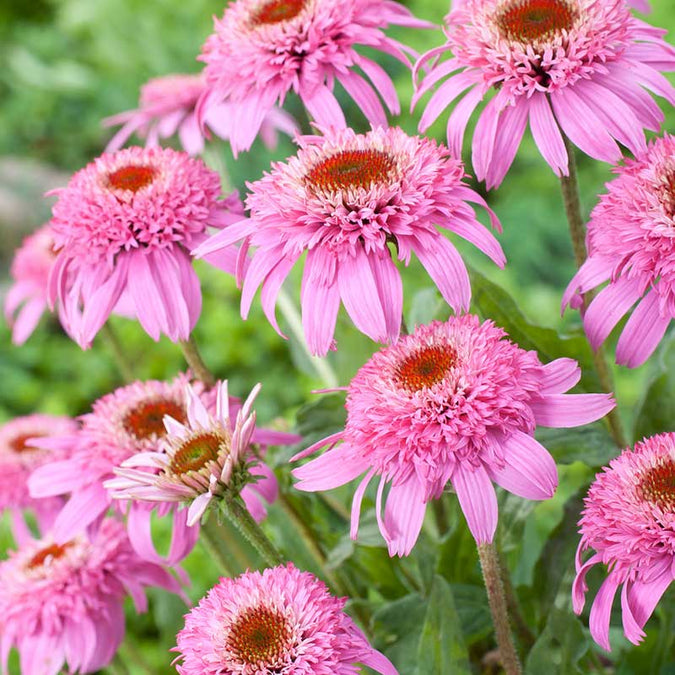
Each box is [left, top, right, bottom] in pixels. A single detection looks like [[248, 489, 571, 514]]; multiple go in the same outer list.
[[0, 0, 674, 673]]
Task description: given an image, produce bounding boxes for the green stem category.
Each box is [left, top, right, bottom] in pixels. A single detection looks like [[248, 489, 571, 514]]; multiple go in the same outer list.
[[200, 516, 237, 576], [100, 323, 134, 383], [431, 495, 449, 538], [117, 640, 155, 675], [179, 335, 216, 387], [558, 135, 628, 450], [223, 494, 284, 567], [108, 652, 131, 675], [276, 288, 339, 389], [478, 542, 523, 675]]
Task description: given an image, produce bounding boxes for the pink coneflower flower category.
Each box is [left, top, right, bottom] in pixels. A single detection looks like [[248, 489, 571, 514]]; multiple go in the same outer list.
[[197, 0, 432, 154], [4, 225, 57, 345], [293, 316, 615, 555], [0, 517, 181, 675], [106, 380, 291, 528], [48, 145, 242, 348], [174, 563, 397, 675], [103, 73, 298, 156], [563, 134, 675, 368], [0, 414, 78, 539], [573, 433, 675, 651], [195, 126, 504, 356], [414, 0, 675, 189]]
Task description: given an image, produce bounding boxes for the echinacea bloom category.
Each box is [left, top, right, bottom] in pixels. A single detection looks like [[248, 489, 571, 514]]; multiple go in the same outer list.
[[174, 563, 397, 675], [106, 380, 292, 528], [103, 73, 298, 156], [48, 145, 242, 348], [573, 433, 675, 651], [5, 225, 57, 345], [0, 414, 78, 539], [293, 316, 615, 555], [0, 518, 181, 675], [563, 134, 675, 368], [195, 126, 504, 356], [414, 0, 675, 189], [197, 0, 432, 154]]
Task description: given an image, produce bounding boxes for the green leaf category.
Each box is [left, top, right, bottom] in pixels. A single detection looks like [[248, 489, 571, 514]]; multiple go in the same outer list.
[[294, 394, 346, 439], [407, 286, 447, 328], [536, 424, 616, 467], [416, 575, 471, 675]]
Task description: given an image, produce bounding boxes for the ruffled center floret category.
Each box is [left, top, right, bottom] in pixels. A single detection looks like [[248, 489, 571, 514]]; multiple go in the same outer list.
[[123, 398, 186, 441], [227, 605, 293, 666], [169, 431, 226, 475], [496, 0, 577, 42], [305, 149, 397, 193], [250, 0, 307, 26], [344, 316, 542, 489]]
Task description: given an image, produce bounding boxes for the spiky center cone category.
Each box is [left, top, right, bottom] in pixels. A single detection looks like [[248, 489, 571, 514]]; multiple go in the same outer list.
[[122, 398, 186, 441], [306, 149, 397, 192], [9, 433, 44, 454], [228, 605, 293, 665], [26, 542, 72, 570], [394, 345, 458, 392], [169, 431, 226, 475], [497, 0, 577, 42], [106, 165, 157, 192], [638, 460, 675, 511], [251, 0, 306, 25]]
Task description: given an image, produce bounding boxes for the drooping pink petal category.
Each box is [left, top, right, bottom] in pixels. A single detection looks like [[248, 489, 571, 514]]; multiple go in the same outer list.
[[451, 463, 498, 544], [383, 477, 427, 556]]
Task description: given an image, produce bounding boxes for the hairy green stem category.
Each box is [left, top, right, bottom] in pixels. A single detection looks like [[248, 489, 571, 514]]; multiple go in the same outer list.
[[200, 516, 237, 577], [478, 542, 522, 675], [179, 335, 216, 387], [100, 323, 134, 383]]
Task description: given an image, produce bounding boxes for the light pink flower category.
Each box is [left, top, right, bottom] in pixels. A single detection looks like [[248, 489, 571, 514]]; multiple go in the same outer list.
[[293, 316, 615, 555], [48, 146, 243, 348], [414, 0, 675, 188], [195, 126, 504, 356], [197, 0, 432, 154], [0, 517, 180, 675], [174, 563, 397, 675], [106, 381, 293, 529], [103, 73, 298, 156], [0, 414, 78, 540], [5, 225, 57, 345], [573, 433, 675, 651], [563, 134, 675, 368]]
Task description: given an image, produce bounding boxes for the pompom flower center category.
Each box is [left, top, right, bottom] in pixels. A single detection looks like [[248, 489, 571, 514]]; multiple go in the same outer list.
[[227, 605, 292, 665], [106, 165, 157, 193], [169, 431, 225, 475], [250, 0, 306, 25], [9, 433, 43, 454], [496, 0, 577, 42], [394, 345, 458, 392], [26, 542, 72, 570], [638, 460, 675, 511], [306, 149, 397, 193], [122, 399, 186, 440]]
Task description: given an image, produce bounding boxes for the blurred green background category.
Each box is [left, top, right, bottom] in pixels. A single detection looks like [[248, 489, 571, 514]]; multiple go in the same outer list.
[[1, 0, 674, 673]]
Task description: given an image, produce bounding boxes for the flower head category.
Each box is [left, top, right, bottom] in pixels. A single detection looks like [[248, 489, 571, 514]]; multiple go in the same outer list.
[[48, 145, 242, 347], [415, 0, 675, 188], [563, 134, 675, 368], [573, 433, 675, 651], [0, 517, 181, 675], [196, 126, 504, 356], [293, 316, 615, 555], [197, 0, 431, 154], [107, 380, 289, 528], [5, 225, 57, 345], [103, 73, 298, 156], [174, 563, 397, 675]]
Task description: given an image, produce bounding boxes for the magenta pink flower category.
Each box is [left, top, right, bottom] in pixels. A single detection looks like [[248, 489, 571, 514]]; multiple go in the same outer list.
[[5, 225, 57, 345], [563, 134, 675, 368], [104, 73, 298, 156], [0, 414, 78, 540], [195, 126, 504, 356], [0, 517, 180, 675], [197, 0, 431, 154], [414, 0, 675, 189], [106, 380, 293, 528], [48, 146, 243, 348], [174, 563, 397, 675], [573, 433, 675, 651], [293, 316, 615, 555]]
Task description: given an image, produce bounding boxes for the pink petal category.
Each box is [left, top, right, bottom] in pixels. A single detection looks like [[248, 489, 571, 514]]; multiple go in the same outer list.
[[192, 218, 255, 259], [52, 482, 110, 543], [562, 256, 614, 311], [369, 248, 403, 339], [11, 297, 46, 345], [621, 582, 647, 646], [471, 97, 501, 181], [540, 358, 581, 394], [589, 573, 621, 652], [444, 215, 505, 268], [359, 648, 399, 675], [337, 70, 387, 128], [572, 550, 602, 613], [484, 101, 529, 189], [451, 463, 498, 544], [419, 71, 481, 132], [626, 567, 673, 629], [302, 84, 346, 129], [28, 459, 83, 497], [293, 443, 369, 491], [528, 94, 568, 176], [383, 477, 427, 557], [531, 393, 615, 428], [446, 86, 484, 158], [350, 468, 376, 541]]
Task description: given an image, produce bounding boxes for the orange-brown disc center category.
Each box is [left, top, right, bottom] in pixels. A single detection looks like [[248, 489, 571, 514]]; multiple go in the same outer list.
[[497, 0, 577, 42], [306, 149, 396, 192], [394, 345, 458, 392], [228, 605, 292, 665]]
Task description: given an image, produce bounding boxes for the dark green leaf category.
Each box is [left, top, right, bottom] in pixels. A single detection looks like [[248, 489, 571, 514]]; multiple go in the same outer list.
[[525, 608, 588, 674], [536, 424, 616, 467]]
